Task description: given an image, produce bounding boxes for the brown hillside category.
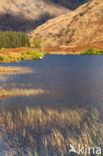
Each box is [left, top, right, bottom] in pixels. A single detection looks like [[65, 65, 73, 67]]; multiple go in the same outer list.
[[30, 0, 103, 53], [0, 0, 69, 31], [0, 0, 90, 32]]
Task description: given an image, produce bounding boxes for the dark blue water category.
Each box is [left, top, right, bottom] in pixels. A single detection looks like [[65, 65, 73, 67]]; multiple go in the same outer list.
[[0, 55, 103, 110], [0, 55, 103, 155]]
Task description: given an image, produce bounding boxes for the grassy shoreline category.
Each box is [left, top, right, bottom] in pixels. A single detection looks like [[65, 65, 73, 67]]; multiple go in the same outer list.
[[0, 48, 103, 63], [80, 48, 103, 55], [45, 48, 103, 55], [0, 47, 44, 63], [45, 51, 81, 55]]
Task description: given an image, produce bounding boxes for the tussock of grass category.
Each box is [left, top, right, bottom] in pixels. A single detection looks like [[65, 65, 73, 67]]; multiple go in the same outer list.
[[81, 48, 103, 55], [0, 106, 102, 155], [0, 88, 47, 97]]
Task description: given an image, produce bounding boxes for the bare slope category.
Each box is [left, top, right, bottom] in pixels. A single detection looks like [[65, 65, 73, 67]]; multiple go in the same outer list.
[[31, 0, 103, 53], [0, 0, 69, 31]]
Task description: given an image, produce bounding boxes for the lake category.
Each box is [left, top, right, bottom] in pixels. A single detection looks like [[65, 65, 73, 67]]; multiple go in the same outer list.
[[0, 55, 103, 155]]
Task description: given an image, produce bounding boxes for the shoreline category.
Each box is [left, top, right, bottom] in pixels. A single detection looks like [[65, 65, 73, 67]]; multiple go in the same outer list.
[[0, 47, 44, 63], [45, 51, 81, 55], [0, 47, 103, 63]]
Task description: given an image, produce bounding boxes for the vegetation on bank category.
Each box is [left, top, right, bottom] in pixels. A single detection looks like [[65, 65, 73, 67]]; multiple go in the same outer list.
[[0, 30, 30, 48], [0, 33, 44, 62], [0, 49, 44, 62], [80, 48, 103, 55], [32, 36, 42, 49], [20, 49, 44, 60]]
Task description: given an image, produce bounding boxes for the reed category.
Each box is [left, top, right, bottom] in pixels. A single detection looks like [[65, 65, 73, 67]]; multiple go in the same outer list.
[[0, 66, 33, 75], [0, 88, 47, 97], [0, 106, 102, 155]]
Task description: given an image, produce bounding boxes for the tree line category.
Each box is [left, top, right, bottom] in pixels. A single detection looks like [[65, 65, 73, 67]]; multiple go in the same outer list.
[[0, 30, 30, 49]]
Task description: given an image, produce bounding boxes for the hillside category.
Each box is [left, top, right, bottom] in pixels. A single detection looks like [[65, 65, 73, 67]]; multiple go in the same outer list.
[[0, 0, 90, 32], [0, 0, 69, 32], [30, 0, 103, 53]]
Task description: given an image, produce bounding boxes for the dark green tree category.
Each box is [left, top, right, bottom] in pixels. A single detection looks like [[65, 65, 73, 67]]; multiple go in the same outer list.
[[0, 30, 30, 49]]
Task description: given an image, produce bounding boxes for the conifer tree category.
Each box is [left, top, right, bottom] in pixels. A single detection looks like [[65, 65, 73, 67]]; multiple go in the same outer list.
[[0, 30, 30, 49]]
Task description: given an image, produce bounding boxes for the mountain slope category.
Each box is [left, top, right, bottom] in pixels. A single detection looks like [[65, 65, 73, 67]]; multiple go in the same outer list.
[[0, 0, 69, 32], [0, 0, 90, 32], [51, 0, 89, 10], [30, 0, 103, 52]]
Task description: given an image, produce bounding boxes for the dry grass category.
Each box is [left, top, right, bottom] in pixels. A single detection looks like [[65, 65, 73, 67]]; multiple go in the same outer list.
[[0, 47, 32, 54], [0, 106, 102, 155], [0, 88, 47, 97], [0, 66, 35, 86], [45, 43, 103, 54], [0, 66, 33, 75], [0, 66, 46, 98]]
